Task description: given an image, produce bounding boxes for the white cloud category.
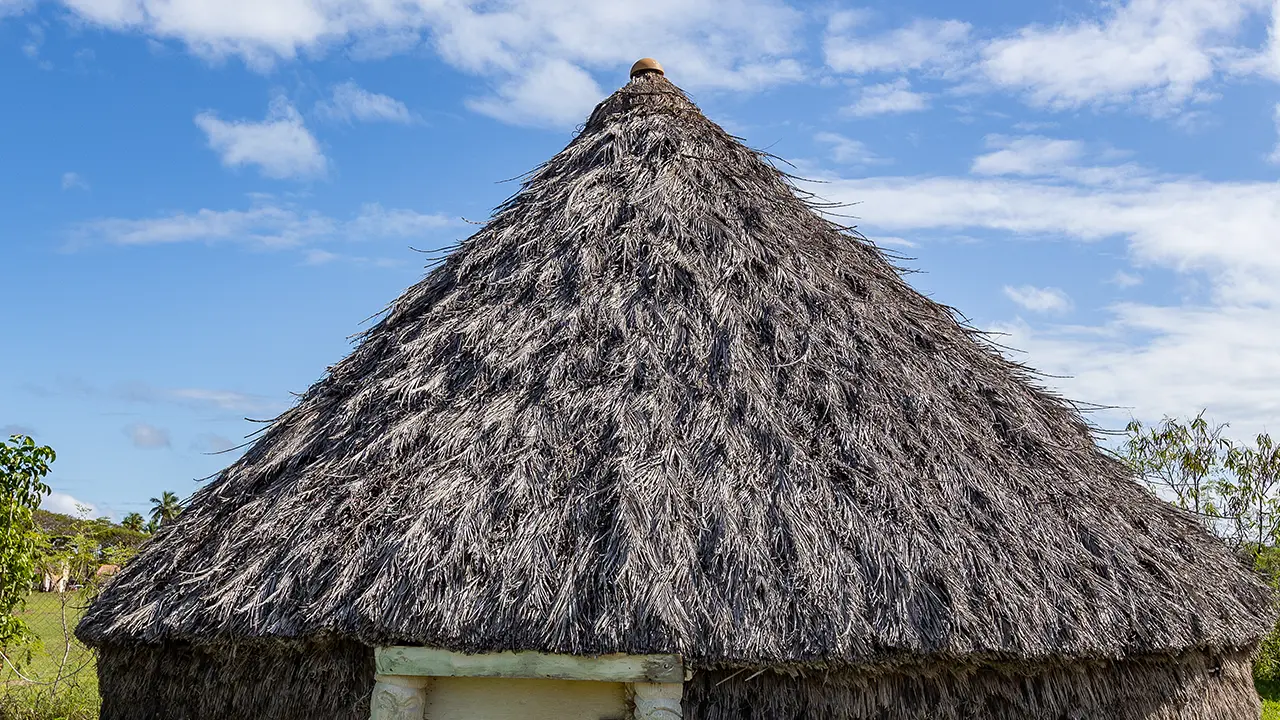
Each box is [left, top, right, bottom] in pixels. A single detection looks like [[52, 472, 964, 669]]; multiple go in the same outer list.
[[165, 388, 273, 412], [1004, 285, 1073, 313], [807, 158, 1280, 436], [971, 136, 1085, 177], [79, 203, 335, 248], [61, 171, 89, 190], [869, 235, 917, 248], [465, 57, 604, 128], [1269, 0, 1280, 77], [846, 79, 929, 117], [1112, 270, 1144, 287], [825, 14, 972, 74], [194, 97, 327, 179], [1270, 102, 1280, 163], [971, 135, 1148, 186], [192, 433, 237, 453], [348, 202, 453, 237], [34, 379, 285, 415], [73, 198, 452, 251], [814, 132, 885, 165], [818, 173, 1280, 305], [304, 248, 339, 265], [126, 423, 170, 449], [46, 0, 805, 126], [981, 0, 1271, 112], [424, 0, 804, 93], [22, 23, 42, 58], [318, 81, 413, 123], [42, 491, 97, 518], [994, 307, 1280, 439]]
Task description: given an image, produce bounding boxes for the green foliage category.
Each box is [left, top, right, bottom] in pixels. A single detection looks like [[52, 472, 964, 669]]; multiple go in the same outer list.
[[148, 491, 183, 527], [1260, 678, 1280, 720], [1122, 415, 1280, 688], [1225, 433, 1280, 551], [1257, 629, 1280, 683], [1123, 413, 1280, 551], [1253, 547, 1280, 684], [31, 511, 146, 592], [119, 512, 144, 533], [1123, 411, 1230, 520], [0, 435, 54, 647]]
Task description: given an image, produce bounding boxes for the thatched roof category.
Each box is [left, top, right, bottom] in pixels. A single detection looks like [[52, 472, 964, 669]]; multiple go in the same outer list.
[[78, 70, 1273, 668]]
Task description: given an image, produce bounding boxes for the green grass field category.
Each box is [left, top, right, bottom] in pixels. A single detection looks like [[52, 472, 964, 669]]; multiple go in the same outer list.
[[1, 592, 98, 720]]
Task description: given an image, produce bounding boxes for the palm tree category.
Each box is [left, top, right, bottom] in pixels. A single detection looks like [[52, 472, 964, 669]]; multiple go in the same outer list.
[[149, 491, 183, 527], [121, 512, 145, 532]]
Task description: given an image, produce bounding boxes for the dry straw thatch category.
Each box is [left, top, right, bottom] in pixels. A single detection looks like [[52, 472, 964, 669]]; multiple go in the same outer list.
[[80, 70, 1275, 718]]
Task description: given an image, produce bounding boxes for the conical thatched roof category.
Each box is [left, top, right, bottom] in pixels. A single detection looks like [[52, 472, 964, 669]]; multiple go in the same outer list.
[[79, 71, 1271, 670]]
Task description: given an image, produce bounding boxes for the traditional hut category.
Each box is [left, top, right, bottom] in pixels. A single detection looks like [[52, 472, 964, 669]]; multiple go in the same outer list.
[[78, 59, 1275, 720]]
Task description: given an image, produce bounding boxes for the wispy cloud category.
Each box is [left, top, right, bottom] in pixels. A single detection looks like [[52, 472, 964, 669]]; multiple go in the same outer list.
[[22, 378, 286, 416], [118, 382, 282, 414], [163, 388, 277, 413], [71, 198, 454, 252], [846, 79, 929, 117], [1004, 285, 1073, 313], [348, 203, 454, 237], [971, 136, 1085, 177], [814, 132, 886, 165], [970, 135, 1146, 186], [317, 81, 414, 124], [195, 97, 327, 179], [465, 58, 604, 128], [1270, 102, 1280, 163], [825, 13, 972, 74], [126, 423, 171, 449], [809, 149, 1280, 435], [77, 204, 334, 248], [22, 23, 47, 67], [980, 0, 1271, 113], [1, 424, 36, 438], [1111, 270, 1144, 287], [192, 433, 238, 453], [61, 171, 88, 190], [42, 0, 807, 127]]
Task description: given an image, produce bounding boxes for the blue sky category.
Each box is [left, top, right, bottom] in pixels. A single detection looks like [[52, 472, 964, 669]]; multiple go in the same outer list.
[[3, 0, 1279, 520]]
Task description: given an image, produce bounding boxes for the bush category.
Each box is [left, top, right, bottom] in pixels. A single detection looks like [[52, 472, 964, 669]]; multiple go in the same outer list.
[[1257, 623, 1280, 682], [1254, 547, 1280, 682]]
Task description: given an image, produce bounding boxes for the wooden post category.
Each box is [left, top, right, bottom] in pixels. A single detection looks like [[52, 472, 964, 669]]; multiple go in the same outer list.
[[632, 682, 682, 720], [369, 674, 429, 720]]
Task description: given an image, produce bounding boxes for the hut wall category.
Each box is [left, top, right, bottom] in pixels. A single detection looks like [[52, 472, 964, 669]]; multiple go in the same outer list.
[[424, 677, 628, 719], [96, 643, 1258, 720], [96, 640, 374, 720], [686, 650, 1260, 720]]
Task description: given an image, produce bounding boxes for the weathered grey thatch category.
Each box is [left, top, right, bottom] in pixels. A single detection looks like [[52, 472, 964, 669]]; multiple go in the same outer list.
[[80, 70, 1275, 719]]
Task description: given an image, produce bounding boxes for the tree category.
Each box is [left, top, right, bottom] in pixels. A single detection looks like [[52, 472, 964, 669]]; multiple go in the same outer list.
[[121, 512, 145, 533], [1122, 412, 1280, 554], [0, 435, 54, 645], [1224, 432, 1280, 552], [1123, 411, 1230, 521], [149, 491, 183, 527]]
